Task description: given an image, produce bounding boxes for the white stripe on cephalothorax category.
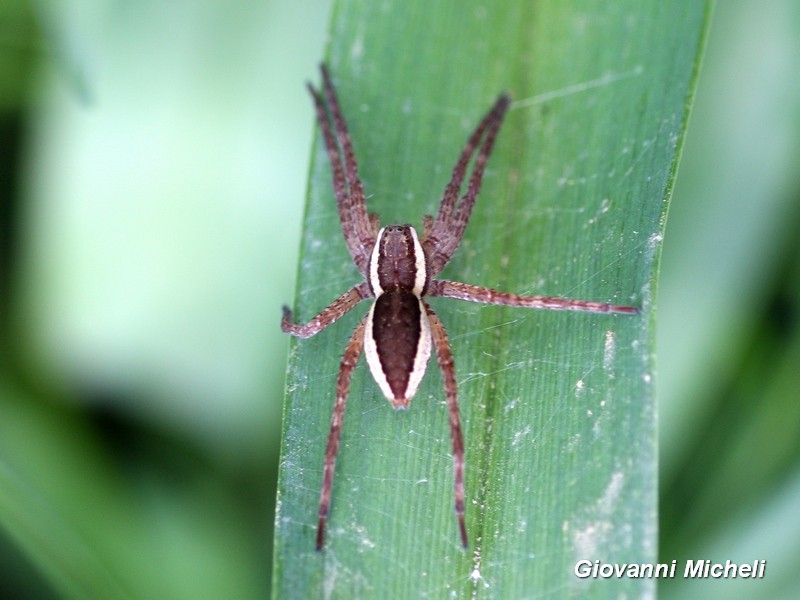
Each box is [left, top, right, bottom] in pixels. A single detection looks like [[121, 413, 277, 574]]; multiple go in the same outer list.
[[368, 226, 386, 296], [408, 226, 427, 297]]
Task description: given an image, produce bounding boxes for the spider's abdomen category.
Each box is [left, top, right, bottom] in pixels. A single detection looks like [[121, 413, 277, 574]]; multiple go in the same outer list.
[[369, 225, 429, 297], [364, 290, 432, 409]]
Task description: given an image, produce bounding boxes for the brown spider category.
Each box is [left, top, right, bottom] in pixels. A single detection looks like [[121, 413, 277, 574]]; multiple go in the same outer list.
[[282, 65, 639, 551]]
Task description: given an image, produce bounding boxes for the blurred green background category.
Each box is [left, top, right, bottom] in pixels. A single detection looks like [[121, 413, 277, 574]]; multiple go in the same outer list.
[[0, 0, 797, 599]]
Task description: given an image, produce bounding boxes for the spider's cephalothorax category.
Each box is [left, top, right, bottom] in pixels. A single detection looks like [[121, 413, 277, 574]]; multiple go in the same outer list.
[[282, 65, 639, 551]]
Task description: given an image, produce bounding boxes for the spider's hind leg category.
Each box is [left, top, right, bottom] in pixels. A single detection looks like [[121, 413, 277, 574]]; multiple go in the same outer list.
[[316, 314, 368, 550], [423, 300, 468, 548]]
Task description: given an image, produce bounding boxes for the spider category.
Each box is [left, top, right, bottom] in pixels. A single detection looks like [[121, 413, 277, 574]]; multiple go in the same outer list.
[[282, 65, 639, 551]]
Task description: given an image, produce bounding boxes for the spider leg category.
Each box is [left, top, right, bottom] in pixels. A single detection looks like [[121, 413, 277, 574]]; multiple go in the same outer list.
[[425, 95, 507, 244], [421, 214, 434, 239], [423, 301, 468, 548], [307, 83, 364, 272], [307, 70, 374, 274], [425, 95, 511, 275], [317, 65, 376, 272], [282, 282, 372, 338], [429, 279, 639, 314], [316, 314, 368, 551], [368, 212, 381, 236]]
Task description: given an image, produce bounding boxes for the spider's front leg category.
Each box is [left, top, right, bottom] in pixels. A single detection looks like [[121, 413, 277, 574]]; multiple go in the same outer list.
[[308, 65, 376, 275], [282, 281, 372, 338], [424, 94, 511, 275]]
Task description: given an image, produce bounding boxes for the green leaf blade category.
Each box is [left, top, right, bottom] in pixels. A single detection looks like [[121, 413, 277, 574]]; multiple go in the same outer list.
[[274, 1, 710, 597]]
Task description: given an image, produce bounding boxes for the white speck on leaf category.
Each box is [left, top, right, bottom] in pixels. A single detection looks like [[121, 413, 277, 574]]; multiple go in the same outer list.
[[603, 330, 616, 375], [569, 471, 625, 559]]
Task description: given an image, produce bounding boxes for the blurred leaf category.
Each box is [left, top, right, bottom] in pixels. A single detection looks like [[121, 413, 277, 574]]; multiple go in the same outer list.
[[658, 1, 800, 598], [658, 0, 800, 472], [0, 389, 131, 600], [274, 1, 709, 597], [0, 0, 39, 114], [2, 1, 332, 598], [0, 382, 266, 600]]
